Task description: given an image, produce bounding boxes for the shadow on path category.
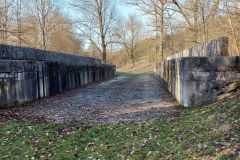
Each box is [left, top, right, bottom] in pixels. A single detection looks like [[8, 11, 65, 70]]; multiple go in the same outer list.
[[0, 74, 178, 125]]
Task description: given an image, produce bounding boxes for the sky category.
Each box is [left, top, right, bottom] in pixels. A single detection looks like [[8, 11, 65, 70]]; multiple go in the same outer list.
[[62, 0, 140, 19], [116, 1, 150, 33], [117, 1, 140, 19]]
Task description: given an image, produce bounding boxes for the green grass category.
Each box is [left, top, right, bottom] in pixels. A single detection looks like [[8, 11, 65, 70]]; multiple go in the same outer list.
[[116, 71, 154, 77], [0, 100, 239, 159]]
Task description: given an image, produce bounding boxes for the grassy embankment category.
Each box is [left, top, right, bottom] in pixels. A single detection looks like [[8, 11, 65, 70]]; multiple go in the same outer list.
[[0, 90, 239, 159]]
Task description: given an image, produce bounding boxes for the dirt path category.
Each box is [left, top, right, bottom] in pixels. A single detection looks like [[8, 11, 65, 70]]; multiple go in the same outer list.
[[0, 75, 178, 125]]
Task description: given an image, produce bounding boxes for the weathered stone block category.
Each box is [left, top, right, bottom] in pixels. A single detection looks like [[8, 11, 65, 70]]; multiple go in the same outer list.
[[215, 71, 237, 81], [191, 71, 210, 81], [155, 53, 240, 107], [213, 57, 238, 71], [167, 37, 228, 60], [0, 60, 12, 72], [237, 56, 240, 69], [0, 44, 116, 108]]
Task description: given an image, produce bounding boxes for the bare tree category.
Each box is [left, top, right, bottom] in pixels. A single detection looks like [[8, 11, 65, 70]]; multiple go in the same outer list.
[[0, 0, 11, 44], [0, 0, 81, 52], [49, 13, 83, 54], [128, 0, 168, 60], [12, 0, 24, 46], [116, 14, 142, 66], [171, 0, 200, 43], [222, 0, 240, 55], [71, 0, 119, 64], [171, 0, 222, 44], [211, 0, 221, 18], [29, 0, 58, 50]]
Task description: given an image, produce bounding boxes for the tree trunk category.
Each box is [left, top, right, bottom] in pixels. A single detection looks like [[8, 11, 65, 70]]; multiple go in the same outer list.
[[97, 0, 107, 64], [131, 52, 134, 67], [102, 45, 107, 64], [201, 2, 208, 42], [153, 0, 159, 62], [227, 13, 240, 55], [155, 45, 159, 62], [1, 0, 8, 44], [42, 29, 47, 50], [193, 0, 199, 43], [148, 47, 151, 63], [160, 5, 164, 60], [17, 0, 22, 46]]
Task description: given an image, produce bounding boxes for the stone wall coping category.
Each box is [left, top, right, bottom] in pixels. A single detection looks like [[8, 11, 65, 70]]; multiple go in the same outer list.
[[167, 37, 229, 60], [0, 44, 103, 66], [157, 56, 240, 72]]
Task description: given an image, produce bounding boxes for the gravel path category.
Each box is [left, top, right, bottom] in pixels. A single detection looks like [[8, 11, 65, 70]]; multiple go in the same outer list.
[[0, 75, 178, 125]]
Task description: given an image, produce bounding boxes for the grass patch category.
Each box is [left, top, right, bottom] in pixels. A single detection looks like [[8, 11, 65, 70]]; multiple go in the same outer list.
[[116, 71, 154, 77], [0, 99, 239, 159]]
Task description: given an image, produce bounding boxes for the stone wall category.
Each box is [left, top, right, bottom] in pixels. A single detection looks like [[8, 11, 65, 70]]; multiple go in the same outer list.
[[167, 37, 228, 60], [155, 37, 240, 107], [0, 44, 116, 108]]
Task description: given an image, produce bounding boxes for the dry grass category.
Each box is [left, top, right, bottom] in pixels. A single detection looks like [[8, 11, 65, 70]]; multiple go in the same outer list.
[[117, 56, 154, 75]]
